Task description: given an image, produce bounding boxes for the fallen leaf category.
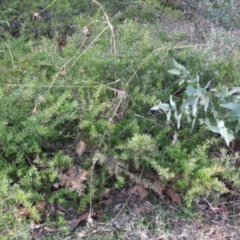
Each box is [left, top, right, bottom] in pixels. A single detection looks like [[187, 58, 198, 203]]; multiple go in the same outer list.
[[82, 26, 89, 36], [76, 141, 86, 156], [87, 214, 94, 226], [32, 106, 38, 115], [77, 232, 87, 238], [35, 201, 47, 213], [151, 181, 164, 197], [171, 132, 178, 144], [229, 189, 240, 196], [198, 203, 208, 211], [57, 39, 67, 49], [43, 226, 59, 232], [32, 12, 42, 21], [131, 184, 148, 200], [134, 206, 151, 215], [29, 223, 45, 230], [102, 188, 112, 199], [58, 69, 67, 78], [100, 198, 113, 206], [58, 166, 91, 196], [164, 187, 181, 204], [53, 182, 60, 189], [15, 207, 31, 217], [220, 203, 228, 219], [140, 231, 148, 240], [66, 212, 94, 229], [234, 159, 240, 168], [113, 203, 123, 213], [92, 226, 111, 233]]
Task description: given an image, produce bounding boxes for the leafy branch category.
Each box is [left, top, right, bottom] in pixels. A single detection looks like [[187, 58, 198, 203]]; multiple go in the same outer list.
[[151, 60, 240, 145]]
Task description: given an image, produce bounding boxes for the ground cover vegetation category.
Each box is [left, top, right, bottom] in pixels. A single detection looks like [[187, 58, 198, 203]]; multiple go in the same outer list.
[[1, 0, 240, 239]]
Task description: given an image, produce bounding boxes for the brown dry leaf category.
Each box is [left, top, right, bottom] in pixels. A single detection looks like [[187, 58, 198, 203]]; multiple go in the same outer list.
[[82, 26, 89, 36], [198, 203, 208, 211], [43, 226, 59, 232], [77, 232, 87, 238], [15, 207, 31, 217], [134, 206, 151, 215], [29, 223, 45, 230], [164, 187, 181, 204], [32, 12, 42, 21], [87, 214, 94, 226], [140, 170, 164, 197], [131, 184, 148, 200], [220, 203, 228, 219], [113, 203, 123, 213], [33, 154, 41, 166], [53, 182, 60, 189], [35, 201, 47, 213], [66, 212, 95, 229], [32, 106, 38, 115], [229, 189, 240, 196], [76, 141, 86, 156], [234, 159, 240, 168], [232, 139, 240, 152], [58, 69, 67, 78], [171, 132, 178, 144], [151, 181, 164, 197], [58, 166, 91, 196], [100, 198, 113, 206], [102, 188, 112, 199]]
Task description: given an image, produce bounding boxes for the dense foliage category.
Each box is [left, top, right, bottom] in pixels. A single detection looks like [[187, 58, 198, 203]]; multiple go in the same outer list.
[[1, 0, 240, 238]]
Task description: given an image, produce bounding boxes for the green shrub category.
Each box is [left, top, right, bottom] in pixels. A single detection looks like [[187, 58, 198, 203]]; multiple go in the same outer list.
[[1, 0, 240, 238]]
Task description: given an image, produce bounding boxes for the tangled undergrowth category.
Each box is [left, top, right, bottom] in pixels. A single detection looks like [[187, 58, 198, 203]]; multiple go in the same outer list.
[[1, 0, 240, 239]]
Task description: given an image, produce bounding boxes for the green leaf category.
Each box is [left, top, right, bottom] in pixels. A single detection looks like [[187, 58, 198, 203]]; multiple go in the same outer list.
[[216, 120, 235, 146], [192, 98, 198, 117], [177, 113, 182, 129], [168, 69, 181, 75], [227, 111, 240, 117], [219, 127, 234, 146], [204, 81, 211, 90], [179, 79, 185, 86], [229, 87, 240, 95], [174, 110, 179, 120], [200, 118, 219, 133], [190, 118, 196, 134], [0, 20, 10, 27], [181, 97, 195, 113], [217, 120, 225, 128], [185, 86, 196, 96], [9, 1, 19, 8], [151, 102, 170, 112], [205, 125, 220, 134], [187, 114, 191, 123], [167, 110, 172, 121], [220, 103, 240, 113], [235, 122, 240, 133], [3, 8, 18, 14], [173, 59, 186, 71], [195, 74, 200, 83], [169, 95, 177, 111]]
